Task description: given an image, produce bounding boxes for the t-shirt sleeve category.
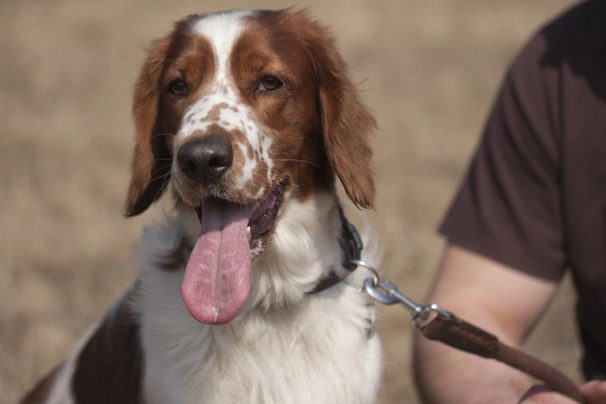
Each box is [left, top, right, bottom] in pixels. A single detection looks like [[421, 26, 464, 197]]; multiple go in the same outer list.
[[439, 27, 567, 281]]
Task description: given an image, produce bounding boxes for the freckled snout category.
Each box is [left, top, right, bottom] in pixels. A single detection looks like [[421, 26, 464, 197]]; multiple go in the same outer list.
[[177, 138, 233, 183]]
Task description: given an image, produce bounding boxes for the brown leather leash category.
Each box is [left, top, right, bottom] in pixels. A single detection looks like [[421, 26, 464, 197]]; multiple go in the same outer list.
[[420, 307, 583, 402], [360, 273, 584, 403]]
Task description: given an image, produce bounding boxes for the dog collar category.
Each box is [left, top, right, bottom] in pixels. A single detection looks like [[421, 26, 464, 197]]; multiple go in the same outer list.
[[307, 207, 363, 294]]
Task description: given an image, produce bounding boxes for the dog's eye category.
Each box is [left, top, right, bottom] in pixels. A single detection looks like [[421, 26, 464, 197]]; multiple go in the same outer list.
[[168, 79, 188, 96], [258, 76, 283, 92]]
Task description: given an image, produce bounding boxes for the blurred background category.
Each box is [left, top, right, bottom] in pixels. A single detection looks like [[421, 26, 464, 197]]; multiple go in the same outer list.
[[0, 0, 580, 403]]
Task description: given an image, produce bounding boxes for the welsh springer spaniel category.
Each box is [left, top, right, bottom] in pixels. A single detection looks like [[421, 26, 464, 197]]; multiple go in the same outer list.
[[21, 9, 381, 404]]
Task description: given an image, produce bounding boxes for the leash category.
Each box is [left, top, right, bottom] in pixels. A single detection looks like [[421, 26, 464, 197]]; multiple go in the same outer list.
[[353, 261, 584, 403]]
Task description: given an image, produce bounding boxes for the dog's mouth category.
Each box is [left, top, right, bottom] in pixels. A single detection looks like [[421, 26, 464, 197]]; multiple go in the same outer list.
[[246, 180, 287, 254], [181, 180, 287, 326]]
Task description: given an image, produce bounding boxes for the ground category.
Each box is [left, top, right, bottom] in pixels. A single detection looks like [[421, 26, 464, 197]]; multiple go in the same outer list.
[[0, 1, 580, 403]]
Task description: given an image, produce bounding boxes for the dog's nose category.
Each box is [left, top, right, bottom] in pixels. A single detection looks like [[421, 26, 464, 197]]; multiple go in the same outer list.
[[177, 138, 233, 183]]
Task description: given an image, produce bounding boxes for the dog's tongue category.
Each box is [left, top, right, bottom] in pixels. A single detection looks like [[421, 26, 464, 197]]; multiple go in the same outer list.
[[181, 200, 254, 325]]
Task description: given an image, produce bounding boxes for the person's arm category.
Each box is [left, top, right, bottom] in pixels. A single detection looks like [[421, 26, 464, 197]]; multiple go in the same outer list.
[[413, 244, 573, 404], [415, 4, 606, 402], [413, 8, 574, 403]]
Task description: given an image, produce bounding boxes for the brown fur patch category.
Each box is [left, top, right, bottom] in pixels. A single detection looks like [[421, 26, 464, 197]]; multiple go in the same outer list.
[[125, 17, 216, 216], [235, 10, 375, 206], [71, 285, 144, 403], [199, 102, 229, 123], [271, 10, 376, 208], [229, 12, 328, 202]]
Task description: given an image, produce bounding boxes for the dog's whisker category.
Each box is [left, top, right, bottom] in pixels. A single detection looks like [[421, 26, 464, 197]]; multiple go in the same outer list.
[[130, 170, 172, 195], [273, 159, 320, 167], [149, 133, 174, 141], [151, 172, 174, 204]]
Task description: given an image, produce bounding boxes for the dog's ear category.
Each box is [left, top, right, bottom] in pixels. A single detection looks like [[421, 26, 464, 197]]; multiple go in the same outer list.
[[124, 37, 173, 217], [299, 12, 376, 209]]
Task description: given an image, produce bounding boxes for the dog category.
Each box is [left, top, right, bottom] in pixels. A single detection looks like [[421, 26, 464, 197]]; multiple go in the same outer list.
[[20, 9, 381, 404]]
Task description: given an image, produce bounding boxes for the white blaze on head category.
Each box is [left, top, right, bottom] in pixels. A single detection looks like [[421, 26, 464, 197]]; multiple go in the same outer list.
[[192, 10, 253, 87], [174, 10, 274, 195]]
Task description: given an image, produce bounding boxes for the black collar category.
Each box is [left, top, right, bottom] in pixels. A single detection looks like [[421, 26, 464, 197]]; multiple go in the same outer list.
[[308, 207, 363, 294]]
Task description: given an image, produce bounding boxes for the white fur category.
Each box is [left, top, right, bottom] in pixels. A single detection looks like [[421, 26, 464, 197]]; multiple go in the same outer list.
[[191, 10, 254, 86], [136, 192, 382, 404]]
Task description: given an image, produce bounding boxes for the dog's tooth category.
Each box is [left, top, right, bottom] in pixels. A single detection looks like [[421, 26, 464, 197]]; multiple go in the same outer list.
[[247, 226, 251, 240]]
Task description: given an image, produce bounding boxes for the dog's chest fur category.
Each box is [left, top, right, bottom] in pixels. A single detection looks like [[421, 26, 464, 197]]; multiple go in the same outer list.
[[142, 287, 381, 404], [137, 196, 381, 404]]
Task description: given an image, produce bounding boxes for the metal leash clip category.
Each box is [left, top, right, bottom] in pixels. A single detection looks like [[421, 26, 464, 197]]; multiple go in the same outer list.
[[349, 259, 452, 330]]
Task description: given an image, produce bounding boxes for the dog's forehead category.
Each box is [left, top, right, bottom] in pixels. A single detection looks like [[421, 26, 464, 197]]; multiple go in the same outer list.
[[189, 10, 256, 64]]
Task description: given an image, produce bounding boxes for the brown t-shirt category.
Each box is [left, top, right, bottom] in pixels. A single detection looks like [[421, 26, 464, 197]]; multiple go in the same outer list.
[[439, 0, 606, 379]]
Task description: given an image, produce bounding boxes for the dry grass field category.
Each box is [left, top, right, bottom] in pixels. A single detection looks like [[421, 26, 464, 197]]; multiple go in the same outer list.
[[0, 1, 581, 403]]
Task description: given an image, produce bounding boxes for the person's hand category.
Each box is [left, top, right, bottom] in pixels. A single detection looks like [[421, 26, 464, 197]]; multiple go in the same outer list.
[[519, 381, 606, 404], [580, 380, 606, 404]]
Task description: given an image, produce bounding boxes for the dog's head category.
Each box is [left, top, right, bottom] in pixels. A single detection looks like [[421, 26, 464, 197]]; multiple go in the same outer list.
[[125, 9, 375, 324]]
